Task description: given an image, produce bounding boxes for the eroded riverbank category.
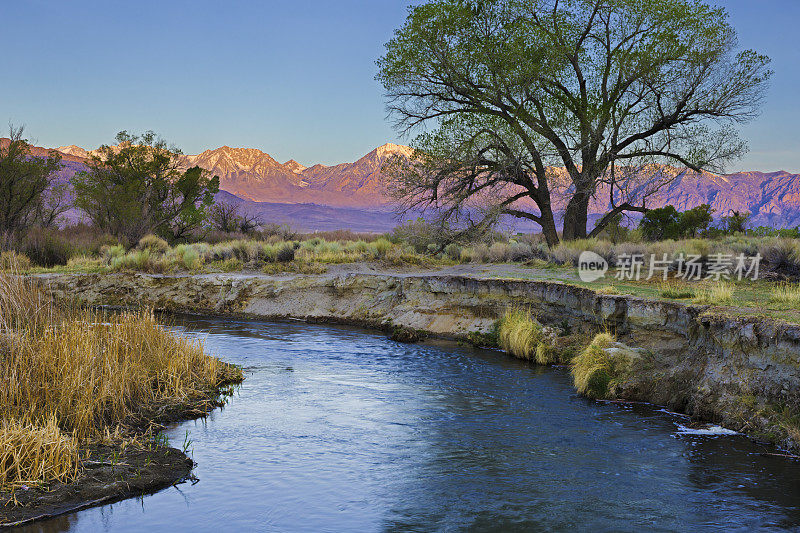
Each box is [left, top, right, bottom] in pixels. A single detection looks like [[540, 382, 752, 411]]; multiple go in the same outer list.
[[38, 270, 800, 453]]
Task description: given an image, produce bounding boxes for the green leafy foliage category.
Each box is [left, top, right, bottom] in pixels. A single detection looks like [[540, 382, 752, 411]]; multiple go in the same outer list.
[[377, 0, 771, 244], [72, 131, 219, 245], [0, 127, 63, 233], [639, 204, 714, 241]]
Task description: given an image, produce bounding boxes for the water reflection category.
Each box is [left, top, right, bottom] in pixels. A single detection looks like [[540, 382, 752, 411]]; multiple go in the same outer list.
[[15, 317, 800, 533]]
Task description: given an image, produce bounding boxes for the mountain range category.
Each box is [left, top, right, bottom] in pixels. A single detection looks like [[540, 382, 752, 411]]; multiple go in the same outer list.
[[4, 137, 799, 231]]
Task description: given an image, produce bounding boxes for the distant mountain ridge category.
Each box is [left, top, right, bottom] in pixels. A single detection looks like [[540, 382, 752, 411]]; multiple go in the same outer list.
[[4, 137, 799, 231]]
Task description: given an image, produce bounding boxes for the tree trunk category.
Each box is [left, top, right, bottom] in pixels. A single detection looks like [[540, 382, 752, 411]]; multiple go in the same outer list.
[[538, 204, 560, 247], [561, 188, 591, 241]]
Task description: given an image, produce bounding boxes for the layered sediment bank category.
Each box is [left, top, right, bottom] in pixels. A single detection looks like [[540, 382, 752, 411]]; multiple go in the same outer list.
[[40, 271, 800, 452]]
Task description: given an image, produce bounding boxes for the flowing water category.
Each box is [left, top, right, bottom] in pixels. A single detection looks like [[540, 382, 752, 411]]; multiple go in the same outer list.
[[17, 317, 800, 532]]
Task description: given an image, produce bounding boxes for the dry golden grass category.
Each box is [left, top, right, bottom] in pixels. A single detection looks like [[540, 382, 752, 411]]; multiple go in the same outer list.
[[497, 308, 562, 364], [0, 273, 241, 491], [571, 333, 617, 398], [0, 251, 32, 271], [498, 308, 543, 360], [571, 332, 640, 399], [0, 417, 80, 492]]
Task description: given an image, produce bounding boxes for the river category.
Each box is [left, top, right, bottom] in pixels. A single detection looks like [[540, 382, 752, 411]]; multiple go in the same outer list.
[[19, 316, 800, 532]]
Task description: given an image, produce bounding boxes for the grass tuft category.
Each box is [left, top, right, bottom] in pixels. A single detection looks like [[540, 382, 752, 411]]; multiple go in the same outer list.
[[659, 281, 695, 299], [497, 308, 560, 363], [0, 251, 32, 271], [693, 282, 734, 305], [571, 333, 617, 398], [0, 417, 80, 492], [770, 283, 800, 306]]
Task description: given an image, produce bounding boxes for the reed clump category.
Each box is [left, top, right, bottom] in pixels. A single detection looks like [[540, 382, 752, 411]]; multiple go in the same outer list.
[[0, 417, 80, 492], [0, 274, 241, 491], [498, 308, 560, 364]]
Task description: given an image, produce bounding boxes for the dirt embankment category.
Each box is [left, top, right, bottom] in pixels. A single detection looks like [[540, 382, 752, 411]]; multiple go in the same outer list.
[[39, 270, 800, 452]]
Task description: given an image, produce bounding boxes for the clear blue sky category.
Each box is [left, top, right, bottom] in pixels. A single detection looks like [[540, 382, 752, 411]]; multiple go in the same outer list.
[[2, 0, 798, 171]]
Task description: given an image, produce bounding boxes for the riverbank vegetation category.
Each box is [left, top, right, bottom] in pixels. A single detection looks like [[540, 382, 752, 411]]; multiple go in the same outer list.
[[0, 274, 242, 494], [4, 220, 800, 324], [570, 334, 641, 399], [497, 308, 567, 365]]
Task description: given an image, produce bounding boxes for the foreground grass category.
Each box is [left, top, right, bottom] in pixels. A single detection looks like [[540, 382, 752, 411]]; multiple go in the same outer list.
[[0, 274, 241, 493]]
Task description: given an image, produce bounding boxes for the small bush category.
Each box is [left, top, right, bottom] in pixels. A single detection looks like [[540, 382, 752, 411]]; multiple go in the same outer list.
[[389, 218, 454, 253], [100, 244, 125, 264], [488, 242, 510, 262], [372, 238, 392, 258], [471, 244, 490, 263], [136, 234, 170, 254], [182, 247, 201, 270], [444, 243, 462, 261], [21, 228, 74, 267], [760, 239, 800, 277], [276, 243, 295, 263], [508, 242, 534, 262]]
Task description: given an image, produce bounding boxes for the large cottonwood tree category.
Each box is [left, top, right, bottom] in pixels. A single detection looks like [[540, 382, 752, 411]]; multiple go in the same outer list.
[[377, 0, 771, 245]]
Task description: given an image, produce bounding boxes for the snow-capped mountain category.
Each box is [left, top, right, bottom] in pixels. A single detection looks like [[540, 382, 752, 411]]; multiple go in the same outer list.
[[23, 138, 800, 230]]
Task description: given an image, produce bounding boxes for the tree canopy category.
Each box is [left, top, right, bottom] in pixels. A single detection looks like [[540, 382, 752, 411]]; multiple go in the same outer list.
[[0, 126, 64, 234], [377, 0, 772, 245], [73, 131, 219, 245]]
